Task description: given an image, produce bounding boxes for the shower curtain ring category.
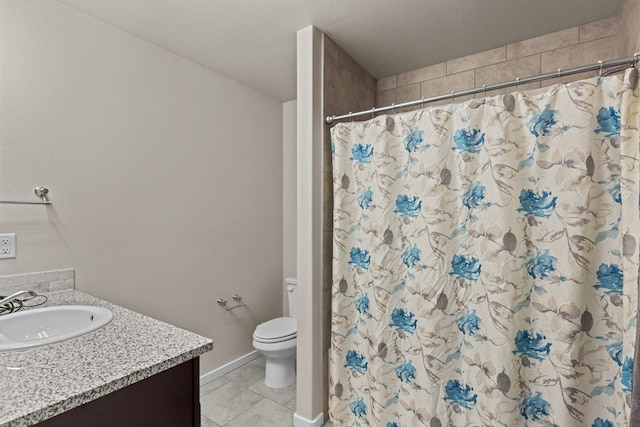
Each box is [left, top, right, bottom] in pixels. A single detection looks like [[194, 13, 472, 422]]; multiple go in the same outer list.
[[421, 97, 426, 109], [451, 91, 455, 103], [391, 103, 396, 114], [348, 112, 353, 122], [598, 60, 603, 77], [483, 84, 486, 96], [371, 107, 376, 119], [557, 69, 562, 84], [515, 77, 520, 90]]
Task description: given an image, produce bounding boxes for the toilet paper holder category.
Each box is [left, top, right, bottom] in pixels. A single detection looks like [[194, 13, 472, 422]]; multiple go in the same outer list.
[[217, 294, 246, 311]]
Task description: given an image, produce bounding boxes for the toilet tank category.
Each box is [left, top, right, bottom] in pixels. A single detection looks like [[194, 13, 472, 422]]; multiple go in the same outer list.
[[285, 277, 298, 318]]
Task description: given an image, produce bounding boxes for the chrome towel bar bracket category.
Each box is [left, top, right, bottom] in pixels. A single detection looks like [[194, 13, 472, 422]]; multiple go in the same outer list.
[[0, 187, 52, 205]]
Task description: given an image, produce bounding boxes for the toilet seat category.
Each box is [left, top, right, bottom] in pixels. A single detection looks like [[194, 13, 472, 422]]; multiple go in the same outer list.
[[253, 317, 296, 343]]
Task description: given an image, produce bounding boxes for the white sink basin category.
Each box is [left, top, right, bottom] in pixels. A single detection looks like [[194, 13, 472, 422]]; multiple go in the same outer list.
[[0, 305, 113, 351]]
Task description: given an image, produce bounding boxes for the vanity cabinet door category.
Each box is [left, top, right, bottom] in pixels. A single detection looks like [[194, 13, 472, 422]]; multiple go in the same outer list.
[[38, 358, 200, 427]]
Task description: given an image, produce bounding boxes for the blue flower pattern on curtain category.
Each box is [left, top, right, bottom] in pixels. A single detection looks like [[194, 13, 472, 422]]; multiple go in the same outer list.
[[329, 70, 639, 426]]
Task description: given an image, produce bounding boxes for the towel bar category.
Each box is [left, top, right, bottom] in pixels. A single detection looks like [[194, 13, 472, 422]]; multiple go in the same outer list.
[[0, 187, 52, 205]]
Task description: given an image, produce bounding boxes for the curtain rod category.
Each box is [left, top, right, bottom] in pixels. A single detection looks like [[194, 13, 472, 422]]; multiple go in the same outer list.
[[325, 54, 640, 124]]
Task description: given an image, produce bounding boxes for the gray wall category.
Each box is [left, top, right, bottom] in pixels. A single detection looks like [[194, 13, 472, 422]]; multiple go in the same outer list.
[[0, 0, 284, 374]]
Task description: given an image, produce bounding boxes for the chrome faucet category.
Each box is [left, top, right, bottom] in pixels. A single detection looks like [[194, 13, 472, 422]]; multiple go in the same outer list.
[[0, 290, 38, 306]]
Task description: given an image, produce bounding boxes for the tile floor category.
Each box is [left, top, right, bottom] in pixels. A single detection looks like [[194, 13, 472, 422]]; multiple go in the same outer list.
[[200, 356, 332, 427]]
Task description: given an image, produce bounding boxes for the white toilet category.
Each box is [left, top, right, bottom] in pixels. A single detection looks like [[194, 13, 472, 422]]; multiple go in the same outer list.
[[252, 277, 297, 388]]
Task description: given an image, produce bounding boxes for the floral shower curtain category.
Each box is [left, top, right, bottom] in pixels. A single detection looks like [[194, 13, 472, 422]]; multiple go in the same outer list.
[[329, 69, 640, 427]]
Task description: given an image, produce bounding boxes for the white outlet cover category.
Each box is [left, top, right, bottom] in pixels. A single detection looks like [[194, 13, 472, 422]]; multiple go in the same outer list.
[[0, 234, 16, 259]]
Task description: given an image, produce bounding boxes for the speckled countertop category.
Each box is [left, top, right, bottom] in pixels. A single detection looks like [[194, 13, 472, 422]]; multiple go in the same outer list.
[[0, 290, 213, 427]]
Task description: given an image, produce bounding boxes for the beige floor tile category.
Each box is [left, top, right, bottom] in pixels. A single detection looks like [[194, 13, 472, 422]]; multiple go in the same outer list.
[[200, 376, 229, 397], [223, 357, 266, 387], [200, 415, 221, 427], [285, 397, 296, 411], [201, 381, 264, 425], [248, 378, 296, 405], [225, 398, 294, 427], [254, 355, 266, 367]]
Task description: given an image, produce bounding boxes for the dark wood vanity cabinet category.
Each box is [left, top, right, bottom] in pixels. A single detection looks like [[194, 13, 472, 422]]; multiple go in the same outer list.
[[38, 358, 201, 427]]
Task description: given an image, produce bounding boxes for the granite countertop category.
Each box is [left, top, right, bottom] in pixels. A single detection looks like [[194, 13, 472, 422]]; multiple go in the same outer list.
[[0, 290, 213, 427]]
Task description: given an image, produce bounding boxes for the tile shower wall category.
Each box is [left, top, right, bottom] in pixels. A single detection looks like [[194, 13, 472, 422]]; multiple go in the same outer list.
[[322, 35, 377, 414], [0, 269, 75, 296], [620, 0, 640, 55], [377, 15, 621, 109]]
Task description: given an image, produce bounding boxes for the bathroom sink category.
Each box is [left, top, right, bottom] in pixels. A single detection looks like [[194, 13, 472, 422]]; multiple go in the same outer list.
[[0, 305, 113, 351]]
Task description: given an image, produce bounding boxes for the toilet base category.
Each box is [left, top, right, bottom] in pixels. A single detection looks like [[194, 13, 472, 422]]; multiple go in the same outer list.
[[264, 355, 296, 388]]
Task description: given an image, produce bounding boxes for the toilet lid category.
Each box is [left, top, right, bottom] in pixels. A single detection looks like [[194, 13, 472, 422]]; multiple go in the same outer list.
[[253, 317, 297, 343]]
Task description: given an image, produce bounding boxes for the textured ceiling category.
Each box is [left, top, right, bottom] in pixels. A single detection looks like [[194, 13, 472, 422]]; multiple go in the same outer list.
[[55, 0, 621, 101]]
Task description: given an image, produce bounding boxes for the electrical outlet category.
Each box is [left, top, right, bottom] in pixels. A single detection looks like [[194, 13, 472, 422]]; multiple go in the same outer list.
[[0, 234, 16, 259]]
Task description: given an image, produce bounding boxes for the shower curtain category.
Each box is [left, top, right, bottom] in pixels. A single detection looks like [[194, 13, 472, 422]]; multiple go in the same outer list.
[[329, 69, 639, 426]]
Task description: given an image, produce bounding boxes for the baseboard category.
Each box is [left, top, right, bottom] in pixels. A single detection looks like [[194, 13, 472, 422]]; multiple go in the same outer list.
[[199, 350, 261, 386], [293, 411, 324, 427]]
